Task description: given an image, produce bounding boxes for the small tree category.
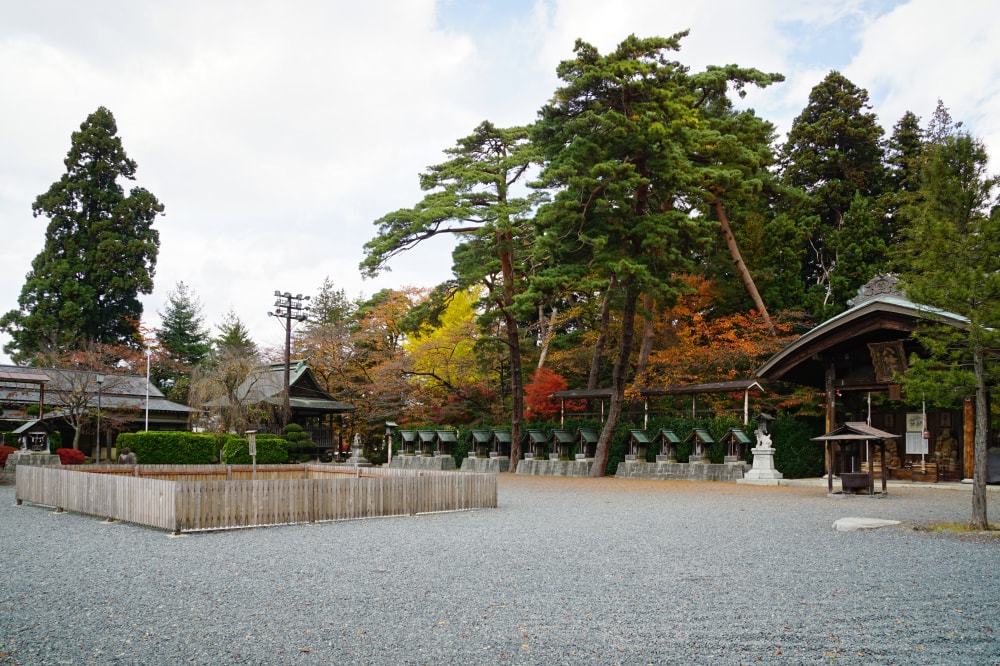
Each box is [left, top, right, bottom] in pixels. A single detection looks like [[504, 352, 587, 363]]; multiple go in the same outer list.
[[897, 125, 1000, 530], [155, 281, 211, 403]]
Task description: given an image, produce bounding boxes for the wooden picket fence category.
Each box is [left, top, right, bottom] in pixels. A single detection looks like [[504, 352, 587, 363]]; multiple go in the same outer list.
[[14, 464, 497, 533]]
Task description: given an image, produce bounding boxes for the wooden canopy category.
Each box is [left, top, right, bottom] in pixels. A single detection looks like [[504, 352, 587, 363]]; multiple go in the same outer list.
[[812, 422, 900, 495]]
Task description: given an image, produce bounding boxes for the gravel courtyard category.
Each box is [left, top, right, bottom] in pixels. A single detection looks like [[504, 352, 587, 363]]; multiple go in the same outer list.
[[1, 475, 998, 665]]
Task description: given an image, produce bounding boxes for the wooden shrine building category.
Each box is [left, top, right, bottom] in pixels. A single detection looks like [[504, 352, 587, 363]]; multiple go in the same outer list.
[[756, 275, 976, 483]]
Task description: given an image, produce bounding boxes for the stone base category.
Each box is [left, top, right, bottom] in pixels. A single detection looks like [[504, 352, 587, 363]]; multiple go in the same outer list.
[[515, 458, 593, 477], [6, 452, 61, 474], [615, 460, 748, 482], [742, 446, 783, 481], [460, 457, 510, 473], [388, 455, 456, 471]]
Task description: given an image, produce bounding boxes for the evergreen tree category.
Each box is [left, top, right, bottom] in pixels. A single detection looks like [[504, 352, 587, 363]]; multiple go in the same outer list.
[[157, 282, 211, 367], [361, 121, 540, 469], [213, 309, 257, 356], [896, 128, 1000, 530], [780, 72, 885, 316], [154, 282, 210, 403], [879, 110, 925, 263], [1, 107, 163, 361], [531, 33, 782, 475]]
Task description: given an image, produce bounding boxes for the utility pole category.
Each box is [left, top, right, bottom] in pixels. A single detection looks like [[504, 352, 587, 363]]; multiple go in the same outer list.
[[268, 291, 310, 428]]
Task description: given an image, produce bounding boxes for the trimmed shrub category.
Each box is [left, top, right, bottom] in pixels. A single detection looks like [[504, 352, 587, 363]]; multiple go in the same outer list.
[[282, 423, 316, 462], [223, 434, 288, 465], [0, 445, 18, 468], [56, 448, 86, 465], [116, 431, 218, 465]]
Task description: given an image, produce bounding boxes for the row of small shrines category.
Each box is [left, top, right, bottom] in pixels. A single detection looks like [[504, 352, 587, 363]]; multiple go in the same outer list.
[[393, 427, 756, 464]]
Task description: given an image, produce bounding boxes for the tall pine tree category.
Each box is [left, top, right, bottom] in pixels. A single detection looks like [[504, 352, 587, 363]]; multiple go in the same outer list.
[[1, 107, 163, 361]]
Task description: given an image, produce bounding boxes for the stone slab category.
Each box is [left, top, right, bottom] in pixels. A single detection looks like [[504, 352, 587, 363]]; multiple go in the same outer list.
[[832, 517, 901, 532], [387, 455, 456, 471], [615, 460, 748, 482], [460, 457, 510, 474], [515, 459, 593, 477]]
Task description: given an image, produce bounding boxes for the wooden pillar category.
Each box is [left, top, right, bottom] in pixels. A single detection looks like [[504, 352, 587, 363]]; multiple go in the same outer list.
[[963, 396, 975, 480], [825, 363, 836, 479]]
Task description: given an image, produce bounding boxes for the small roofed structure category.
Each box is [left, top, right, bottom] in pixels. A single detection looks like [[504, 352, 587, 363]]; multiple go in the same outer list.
[[720, 427, 753, 463], [575, 428, 600, 460], [652, 429, 681, 462], [626, 429, 650, 461], [813, 422, 899, 496], [467, 429, 492, 458], [12, 420, 51, 452], [684, 428, 715, 464], [522, 429, 547, 459], [399, 430, 419, 455], [490, 430, 511, 458], [433, 430, 458, 457], [417, 430, 437, 456], [547, 429, 575, 460]]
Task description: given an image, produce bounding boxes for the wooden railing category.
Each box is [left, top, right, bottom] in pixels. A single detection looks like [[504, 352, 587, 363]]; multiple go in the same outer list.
[[15, 464, 496, 533]]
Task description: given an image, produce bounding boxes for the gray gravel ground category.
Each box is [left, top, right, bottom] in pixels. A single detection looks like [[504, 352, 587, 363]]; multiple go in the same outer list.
[[1, 474, 998, 665]]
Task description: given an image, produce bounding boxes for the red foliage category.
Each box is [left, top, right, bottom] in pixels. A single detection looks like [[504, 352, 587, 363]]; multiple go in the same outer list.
[[0, 445, 18, 468], [524, 367, 584, 419], [56, 448, 86, 465]]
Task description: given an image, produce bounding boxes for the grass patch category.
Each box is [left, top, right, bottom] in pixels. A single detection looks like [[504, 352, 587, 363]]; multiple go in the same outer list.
[[926, 522, 999, 534]]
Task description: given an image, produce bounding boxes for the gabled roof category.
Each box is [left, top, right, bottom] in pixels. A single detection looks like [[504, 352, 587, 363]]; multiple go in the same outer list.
[[0, 364, 195, 414], [206, 360, 355, 412], [756, 275, 968, 386], [812, 422, 900, 441]]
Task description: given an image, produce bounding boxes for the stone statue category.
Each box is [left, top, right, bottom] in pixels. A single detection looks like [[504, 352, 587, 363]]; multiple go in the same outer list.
[[118, 447, 137, 465]]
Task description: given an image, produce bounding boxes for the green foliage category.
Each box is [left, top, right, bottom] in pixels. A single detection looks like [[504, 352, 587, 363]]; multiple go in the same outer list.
[[222, 433, 288, 465], [779, 71, 886, 317], [771, 414, 825, 479], [155, 282, 211, 402], [0, 106, 163, 361], [116, 431, 218, 465], [213, 309, 257, 355]]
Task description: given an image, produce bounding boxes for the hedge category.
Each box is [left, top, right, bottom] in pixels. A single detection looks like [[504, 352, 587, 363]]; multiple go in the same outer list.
[[115, 431, 220, 465], [223, 433, 288, 465]]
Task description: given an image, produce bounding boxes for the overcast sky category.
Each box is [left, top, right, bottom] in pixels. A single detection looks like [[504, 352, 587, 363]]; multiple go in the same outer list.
[[2, 0, 999, 363]]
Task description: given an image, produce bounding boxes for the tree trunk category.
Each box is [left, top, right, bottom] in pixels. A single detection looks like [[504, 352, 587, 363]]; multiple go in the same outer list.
[[588, 277, 617, 389], [536, 307, 558, 370], [634, 293, 656, 379], [590, 284, 638, 477], [971, 346, 989, 529], [711, 198, 776, 337], [498, 238, 524, 473]]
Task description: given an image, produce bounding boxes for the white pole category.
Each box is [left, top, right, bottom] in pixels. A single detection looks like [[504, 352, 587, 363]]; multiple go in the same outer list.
[[145, 347, 151, 431]]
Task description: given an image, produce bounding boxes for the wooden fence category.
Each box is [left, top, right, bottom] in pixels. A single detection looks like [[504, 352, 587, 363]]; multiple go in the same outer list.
[[15, 464, 497, 533]]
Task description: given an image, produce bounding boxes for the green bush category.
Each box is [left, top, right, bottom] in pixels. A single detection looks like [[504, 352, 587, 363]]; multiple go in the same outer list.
[[281, 423, 316, 462], [223, 433, 288, 465], [116, 431, 218, 465], [772, 414, 825, 479]]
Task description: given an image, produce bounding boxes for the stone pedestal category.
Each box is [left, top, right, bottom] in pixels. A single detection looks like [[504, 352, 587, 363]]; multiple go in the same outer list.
[[617, 460, 747, 481], [388, 455, 455, 471], [5, 451, 61, 473], [459, 457, 509, 473], [737, 446, 783, 486]]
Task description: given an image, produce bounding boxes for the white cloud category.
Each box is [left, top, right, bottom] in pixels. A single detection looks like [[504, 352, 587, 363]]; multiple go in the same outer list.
[[2, 0, 999, 363]]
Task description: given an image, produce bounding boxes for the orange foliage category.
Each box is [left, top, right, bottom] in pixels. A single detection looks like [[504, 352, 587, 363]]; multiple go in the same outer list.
[[640, 275, 797, 389], [524, 367, 585, 419]]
